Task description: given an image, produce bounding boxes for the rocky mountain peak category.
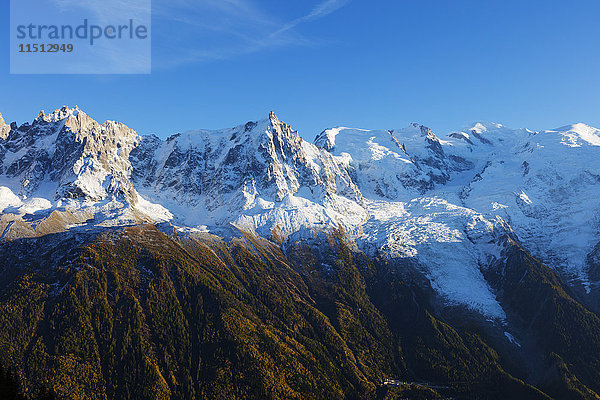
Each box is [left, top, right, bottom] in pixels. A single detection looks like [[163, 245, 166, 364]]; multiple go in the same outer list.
[[0, 113, 10, 140], [266, 111, 301, 143], [268, 110, 278, 124], [544, 123, 600, 147], [409, 122, 432, 134], [53, 109, 140, 202], [41, 105, 82, 123], [0, 106, 141, 205], [405, 122, 442, 144]]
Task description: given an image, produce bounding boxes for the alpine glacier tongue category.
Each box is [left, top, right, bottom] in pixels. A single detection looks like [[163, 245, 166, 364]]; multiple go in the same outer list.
[[1, 107, 600, 321]]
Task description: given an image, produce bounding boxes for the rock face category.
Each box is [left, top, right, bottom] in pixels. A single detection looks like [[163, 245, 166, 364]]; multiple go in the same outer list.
[[0, 113, 10, 140], [1, 107, 600, 320]]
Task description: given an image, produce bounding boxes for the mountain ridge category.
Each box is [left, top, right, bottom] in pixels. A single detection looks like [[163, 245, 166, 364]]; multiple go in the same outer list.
[[0, 106, 599, 320]]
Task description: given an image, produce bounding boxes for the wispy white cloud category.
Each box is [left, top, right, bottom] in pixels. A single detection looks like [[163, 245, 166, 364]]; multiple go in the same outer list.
[[48, 0, 351, 70], [153, 0, 351, 69], [51, 0, 150, 22], [269, 0, 350, 38]]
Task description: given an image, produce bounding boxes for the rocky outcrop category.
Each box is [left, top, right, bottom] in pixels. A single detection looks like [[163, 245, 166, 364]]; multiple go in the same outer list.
[[0, 113, 10, 140]]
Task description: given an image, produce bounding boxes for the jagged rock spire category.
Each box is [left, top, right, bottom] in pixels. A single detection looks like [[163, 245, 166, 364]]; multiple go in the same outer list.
[[269, 110, 278, 123], [0, 112, 10, 140]]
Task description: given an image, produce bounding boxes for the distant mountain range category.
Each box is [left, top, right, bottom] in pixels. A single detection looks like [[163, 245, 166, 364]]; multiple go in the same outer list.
[[1, 107, 600, 399]]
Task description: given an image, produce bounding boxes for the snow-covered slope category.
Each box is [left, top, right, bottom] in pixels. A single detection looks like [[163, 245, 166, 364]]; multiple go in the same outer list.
[[455, 122, 600, 287], [360, 197, 509, 319], [1, 107, 599, 321], [314, 123, 473, 199]]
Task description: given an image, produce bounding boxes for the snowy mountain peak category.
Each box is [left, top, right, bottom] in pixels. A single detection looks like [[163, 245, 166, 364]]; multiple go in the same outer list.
[[268, 110, 278, 124], [559, 122, 597, 131], [131, 113, 364, 233], [447, 122, 536, 150], [469, 121, 504, 133], [314, 127, 349, 151], [0, 107, 144, 214], [545, 123, 600, 147], [408, 122, 436, 137], [39, 105, 82, 123]]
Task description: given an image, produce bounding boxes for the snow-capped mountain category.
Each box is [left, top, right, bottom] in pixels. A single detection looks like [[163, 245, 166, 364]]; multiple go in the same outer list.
[[1, 107, 599, 321], [453, 122, 600, 287], [130, 111, 365, 232], [314, 123, 473, 198]]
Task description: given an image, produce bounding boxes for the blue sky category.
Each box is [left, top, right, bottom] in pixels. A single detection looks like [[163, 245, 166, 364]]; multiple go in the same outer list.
[[2, 0, 600, 139]]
